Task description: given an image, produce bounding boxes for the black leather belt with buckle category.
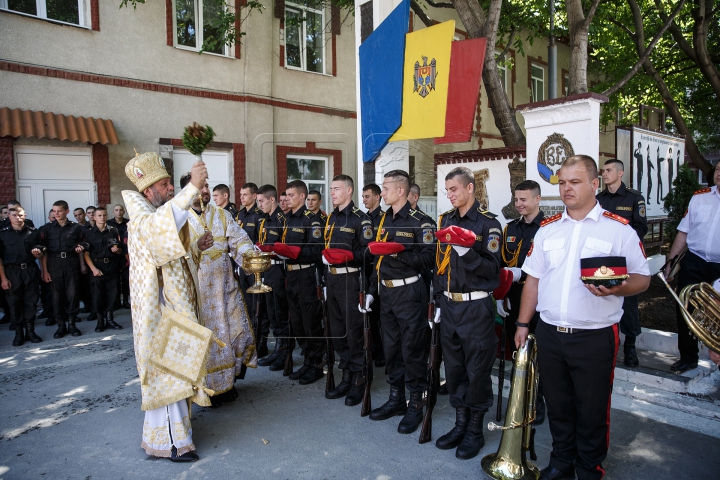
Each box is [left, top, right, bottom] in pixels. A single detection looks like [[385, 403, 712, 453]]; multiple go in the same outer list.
[[8, 263, 29, 269], [93, 258, 110, 264], [556, 326, 588, 334]]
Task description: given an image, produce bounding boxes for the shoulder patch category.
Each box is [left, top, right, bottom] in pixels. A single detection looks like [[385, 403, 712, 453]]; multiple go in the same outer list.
[[540, 213, 562, 227], [694, 188, 712, 195], [479, 209, 497, 219], [603, 211, 630, 225], [422, 228, 435, 244], [312, 226, 322, 239], [363, 224, 374, 240]]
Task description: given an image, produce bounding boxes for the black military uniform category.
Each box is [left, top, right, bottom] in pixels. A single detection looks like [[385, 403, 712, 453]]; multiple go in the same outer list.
[[368, 202, 436, 434], [85, 225, 124, 332], [237, 204, 269, 354], [432, 201, 502, 458], [224, 203, 239, 218], [281, 205, 325, 385], [596, 182, 648, 366], [0, 218, 34, 230], [256, 206, 290, 371], [40, 220, 86, 338], [107, 216, 130, 309], [323, 202, 373, 404], [39, 220, 56, 326], [0, 224, 43, 345], [365, 206, 385, 366], [0, 218, 35, 329]]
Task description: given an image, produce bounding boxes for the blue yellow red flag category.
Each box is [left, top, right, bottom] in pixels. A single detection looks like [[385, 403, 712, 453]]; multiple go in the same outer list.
[[389, 20, 455, 142]]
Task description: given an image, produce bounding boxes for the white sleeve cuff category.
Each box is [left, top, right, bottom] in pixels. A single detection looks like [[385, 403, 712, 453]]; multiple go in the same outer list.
[[171, 202, 189, 232]]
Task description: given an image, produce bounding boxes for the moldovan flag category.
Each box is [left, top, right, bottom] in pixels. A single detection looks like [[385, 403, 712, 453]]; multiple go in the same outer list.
[[389, 20, 455, 142], [435, 37, 487, 144]]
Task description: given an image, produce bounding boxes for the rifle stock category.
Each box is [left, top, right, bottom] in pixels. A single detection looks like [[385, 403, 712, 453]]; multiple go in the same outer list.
[[283, 276, 293, 376], [360, 290, 373, 417], [419, 301, 440, 444], [318, 282, 335, 393]]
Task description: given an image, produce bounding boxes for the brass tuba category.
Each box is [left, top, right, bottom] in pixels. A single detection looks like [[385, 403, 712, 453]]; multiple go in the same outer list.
[[657, 273, 720, 354], [481, 334, 540, 480]]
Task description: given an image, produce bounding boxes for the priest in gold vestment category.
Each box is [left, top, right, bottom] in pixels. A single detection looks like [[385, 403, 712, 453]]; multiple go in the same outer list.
[[123, 153, 214, 463], [179, 173, 258, 405]]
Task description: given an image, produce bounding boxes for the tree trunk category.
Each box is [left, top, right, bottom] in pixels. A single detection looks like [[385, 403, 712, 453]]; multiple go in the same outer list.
[[452, 0, 525, 146], [692, 0, 720, 108], [565, 0, 601, 95]]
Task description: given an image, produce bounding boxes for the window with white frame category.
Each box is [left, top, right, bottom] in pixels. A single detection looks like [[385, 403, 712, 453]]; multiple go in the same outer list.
[[531, 64, 545, 102], [285, 0, 325, 74], [175, 0, 229, 56], [564, 73, 570, 96], [287, 155, 328, 212], [497, 53, 511, 97], [1, 0, 85, 27]]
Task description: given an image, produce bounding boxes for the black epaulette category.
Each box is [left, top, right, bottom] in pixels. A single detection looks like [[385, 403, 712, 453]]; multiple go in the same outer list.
[[408, 209, 425, 221], [0, 227, 9, 232], [478, 208, 496, 219], [276, 212, 285, 220], [254, 207, 262, 214], [352, 207, 363, 217], [627, 187, 642, 196], [304, 210, 314, 217]]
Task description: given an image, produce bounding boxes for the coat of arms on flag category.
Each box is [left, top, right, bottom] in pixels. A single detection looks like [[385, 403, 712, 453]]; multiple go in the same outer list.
[[414, 56, 436, 98]]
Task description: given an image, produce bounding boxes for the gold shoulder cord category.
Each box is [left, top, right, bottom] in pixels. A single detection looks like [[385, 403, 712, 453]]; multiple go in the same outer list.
[[324, 212, 334, 249], [374, 213, 390, 280], [435, 214, 452, 289], [501, 224, 522, 268], [258, 219, 267, 245], [281, 215, 288, 243]]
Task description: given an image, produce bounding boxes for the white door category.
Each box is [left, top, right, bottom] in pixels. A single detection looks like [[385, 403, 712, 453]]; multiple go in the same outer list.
[[14, 147, 97, 225], [172, 149, 233, 205]]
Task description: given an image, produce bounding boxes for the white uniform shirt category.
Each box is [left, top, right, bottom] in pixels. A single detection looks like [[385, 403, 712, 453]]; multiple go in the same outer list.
[[522, 202, 650, 329], [677, 185, 720, 263]]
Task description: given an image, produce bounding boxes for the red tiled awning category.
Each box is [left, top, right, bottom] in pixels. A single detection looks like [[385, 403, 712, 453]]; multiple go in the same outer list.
[[0, 107, 119, 145]]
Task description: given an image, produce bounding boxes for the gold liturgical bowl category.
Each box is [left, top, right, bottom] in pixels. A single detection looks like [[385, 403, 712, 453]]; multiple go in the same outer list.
[[242, 250, 273, 294]]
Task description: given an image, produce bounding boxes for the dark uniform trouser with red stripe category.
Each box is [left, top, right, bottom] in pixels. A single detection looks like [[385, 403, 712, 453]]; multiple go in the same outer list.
[[536, 320, 619, 480]]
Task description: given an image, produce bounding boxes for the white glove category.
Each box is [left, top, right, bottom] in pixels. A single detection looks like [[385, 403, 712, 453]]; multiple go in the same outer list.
[[253, 244, 262, 252], [496, 299, 509, 318], [323, 286, 327, 301], [322, 255, 331, 266], [358, 294, 374, 313], [452, 245, 470, 256], [276, 254, 289, 261], [429, 307, 441, 328], [508, 267, 522, 282]]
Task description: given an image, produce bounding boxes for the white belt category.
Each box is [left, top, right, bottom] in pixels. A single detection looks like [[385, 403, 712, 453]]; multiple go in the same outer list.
[[382, 275, 420, 288], [270, 260, 284, 265], [444, 290, 489, 302], [286, 263, 313, 271], [329, 266, 359, 275]]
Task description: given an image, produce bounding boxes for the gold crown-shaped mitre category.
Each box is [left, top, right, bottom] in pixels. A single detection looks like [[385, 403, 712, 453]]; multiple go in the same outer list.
[[125, 152, 170, 192]]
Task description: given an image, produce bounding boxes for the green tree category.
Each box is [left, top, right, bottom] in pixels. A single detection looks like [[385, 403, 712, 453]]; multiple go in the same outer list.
[[662, 164, 701, 242]]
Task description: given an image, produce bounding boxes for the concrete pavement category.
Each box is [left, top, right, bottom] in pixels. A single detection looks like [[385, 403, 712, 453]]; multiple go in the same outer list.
[[1, 310, 719, 479]]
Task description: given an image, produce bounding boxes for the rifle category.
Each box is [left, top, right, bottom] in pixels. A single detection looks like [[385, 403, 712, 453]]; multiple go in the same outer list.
[[360, 273, 373, 417], [419, 288, 440, 444], [283, 275, 294, 376], [317, 270, 335, 393], [496, 298, 507, 422]]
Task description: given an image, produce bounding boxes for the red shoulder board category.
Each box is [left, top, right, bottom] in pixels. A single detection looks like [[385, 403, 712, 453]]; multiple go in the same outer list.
[[694, 188, 712, 195], [603, 211, 629, 225], [540, 213, 562, 227]]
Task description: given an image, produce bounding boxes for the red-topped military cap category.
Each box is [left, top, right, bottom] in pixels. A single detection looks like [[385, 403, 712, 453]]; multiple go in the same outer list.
[[493, 268, 514, 300], [435, 225, 476, 247], [322, 248, 354, 265], [273, 242, 301, 259], [255, 243, 274, 253], [368, 241, 405, 256], [580, 256, 629, 287]]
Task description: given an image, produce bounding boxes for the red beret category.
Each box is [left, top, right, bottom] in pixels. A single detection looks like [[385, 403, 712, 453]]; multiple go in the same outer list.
[[322, 248, 354, 265], [255, 243, 274, 253], [493, 268, 514, 300], [273, 242, 301, 259], [368, 241, 405, 256], [435, 226, 476, 247]]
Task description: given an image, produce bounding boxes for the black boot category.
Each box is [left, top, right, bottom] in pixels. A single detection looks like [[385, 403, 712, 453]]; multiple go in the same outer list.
[[45, 316, 57, 326], [269, 339, 289, 371], [54, 319, 67, 339], [289, 362, 312, 381], [455, 410, 485, 459], [257, 336, 269, 358], [326, 369, 353, 399], [369, 385, 407, 421], [25, 320, 42, 343], [258, 339, 283, 367], [299, 364, 324, 385], [624, 336, 639, 367], [87, 312, 97, 322], [95, 313, 106, 333], [345, 372, 365, 406], [105, 312, 123, 330], [38, 310, 49, 319], [67, 317, 82, 337], [436, 407, 469, 449], [398, 391, 424, 434], [533, 395, 546, 426], [12, 324, 25, 346]]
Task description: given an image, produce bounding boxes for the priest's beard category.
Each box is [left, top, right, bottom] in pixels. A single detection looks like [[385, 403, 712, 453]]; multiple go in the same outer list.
[[147, 186, 173, 208]]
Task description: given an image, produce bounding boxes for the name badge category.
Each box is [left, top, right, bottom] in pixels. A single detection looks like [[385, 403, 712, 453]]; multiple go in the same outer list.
[[340, 227, 355, 234], [395, 231, 413, 238]]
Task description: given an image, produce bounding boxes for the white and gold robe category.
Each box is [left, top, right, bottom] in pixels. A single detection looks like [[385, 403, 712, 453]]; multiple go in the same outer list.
[[188, 204, 257, 395], [123, 183, 210, 457]]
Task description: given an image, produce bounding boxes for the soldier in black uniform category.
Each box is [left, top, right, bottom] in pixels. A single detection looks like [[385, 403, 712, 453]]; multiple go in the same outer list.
[[274, 180, 325, 385], [498, 180, 546, 425], [432, 167, 502, 459], [256, 185, 290, 371], [236, 183, 269, 356], [86, 206, 96, 229], [0, 200, 35, 230], [107, 204, 130, 310], [212, 184, 238, 218], [0, 206, 45, 346], [597, 159, 648, 367], [38, 209, 56, 326], [73, 207, 94, 320], [83, 207, 124, 332], [40, 200, 87, 338], [322, 175, 374, 403], [0, 200, 32, 328], [367, 170, 436, 435], [362, 183, 385, 367]]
